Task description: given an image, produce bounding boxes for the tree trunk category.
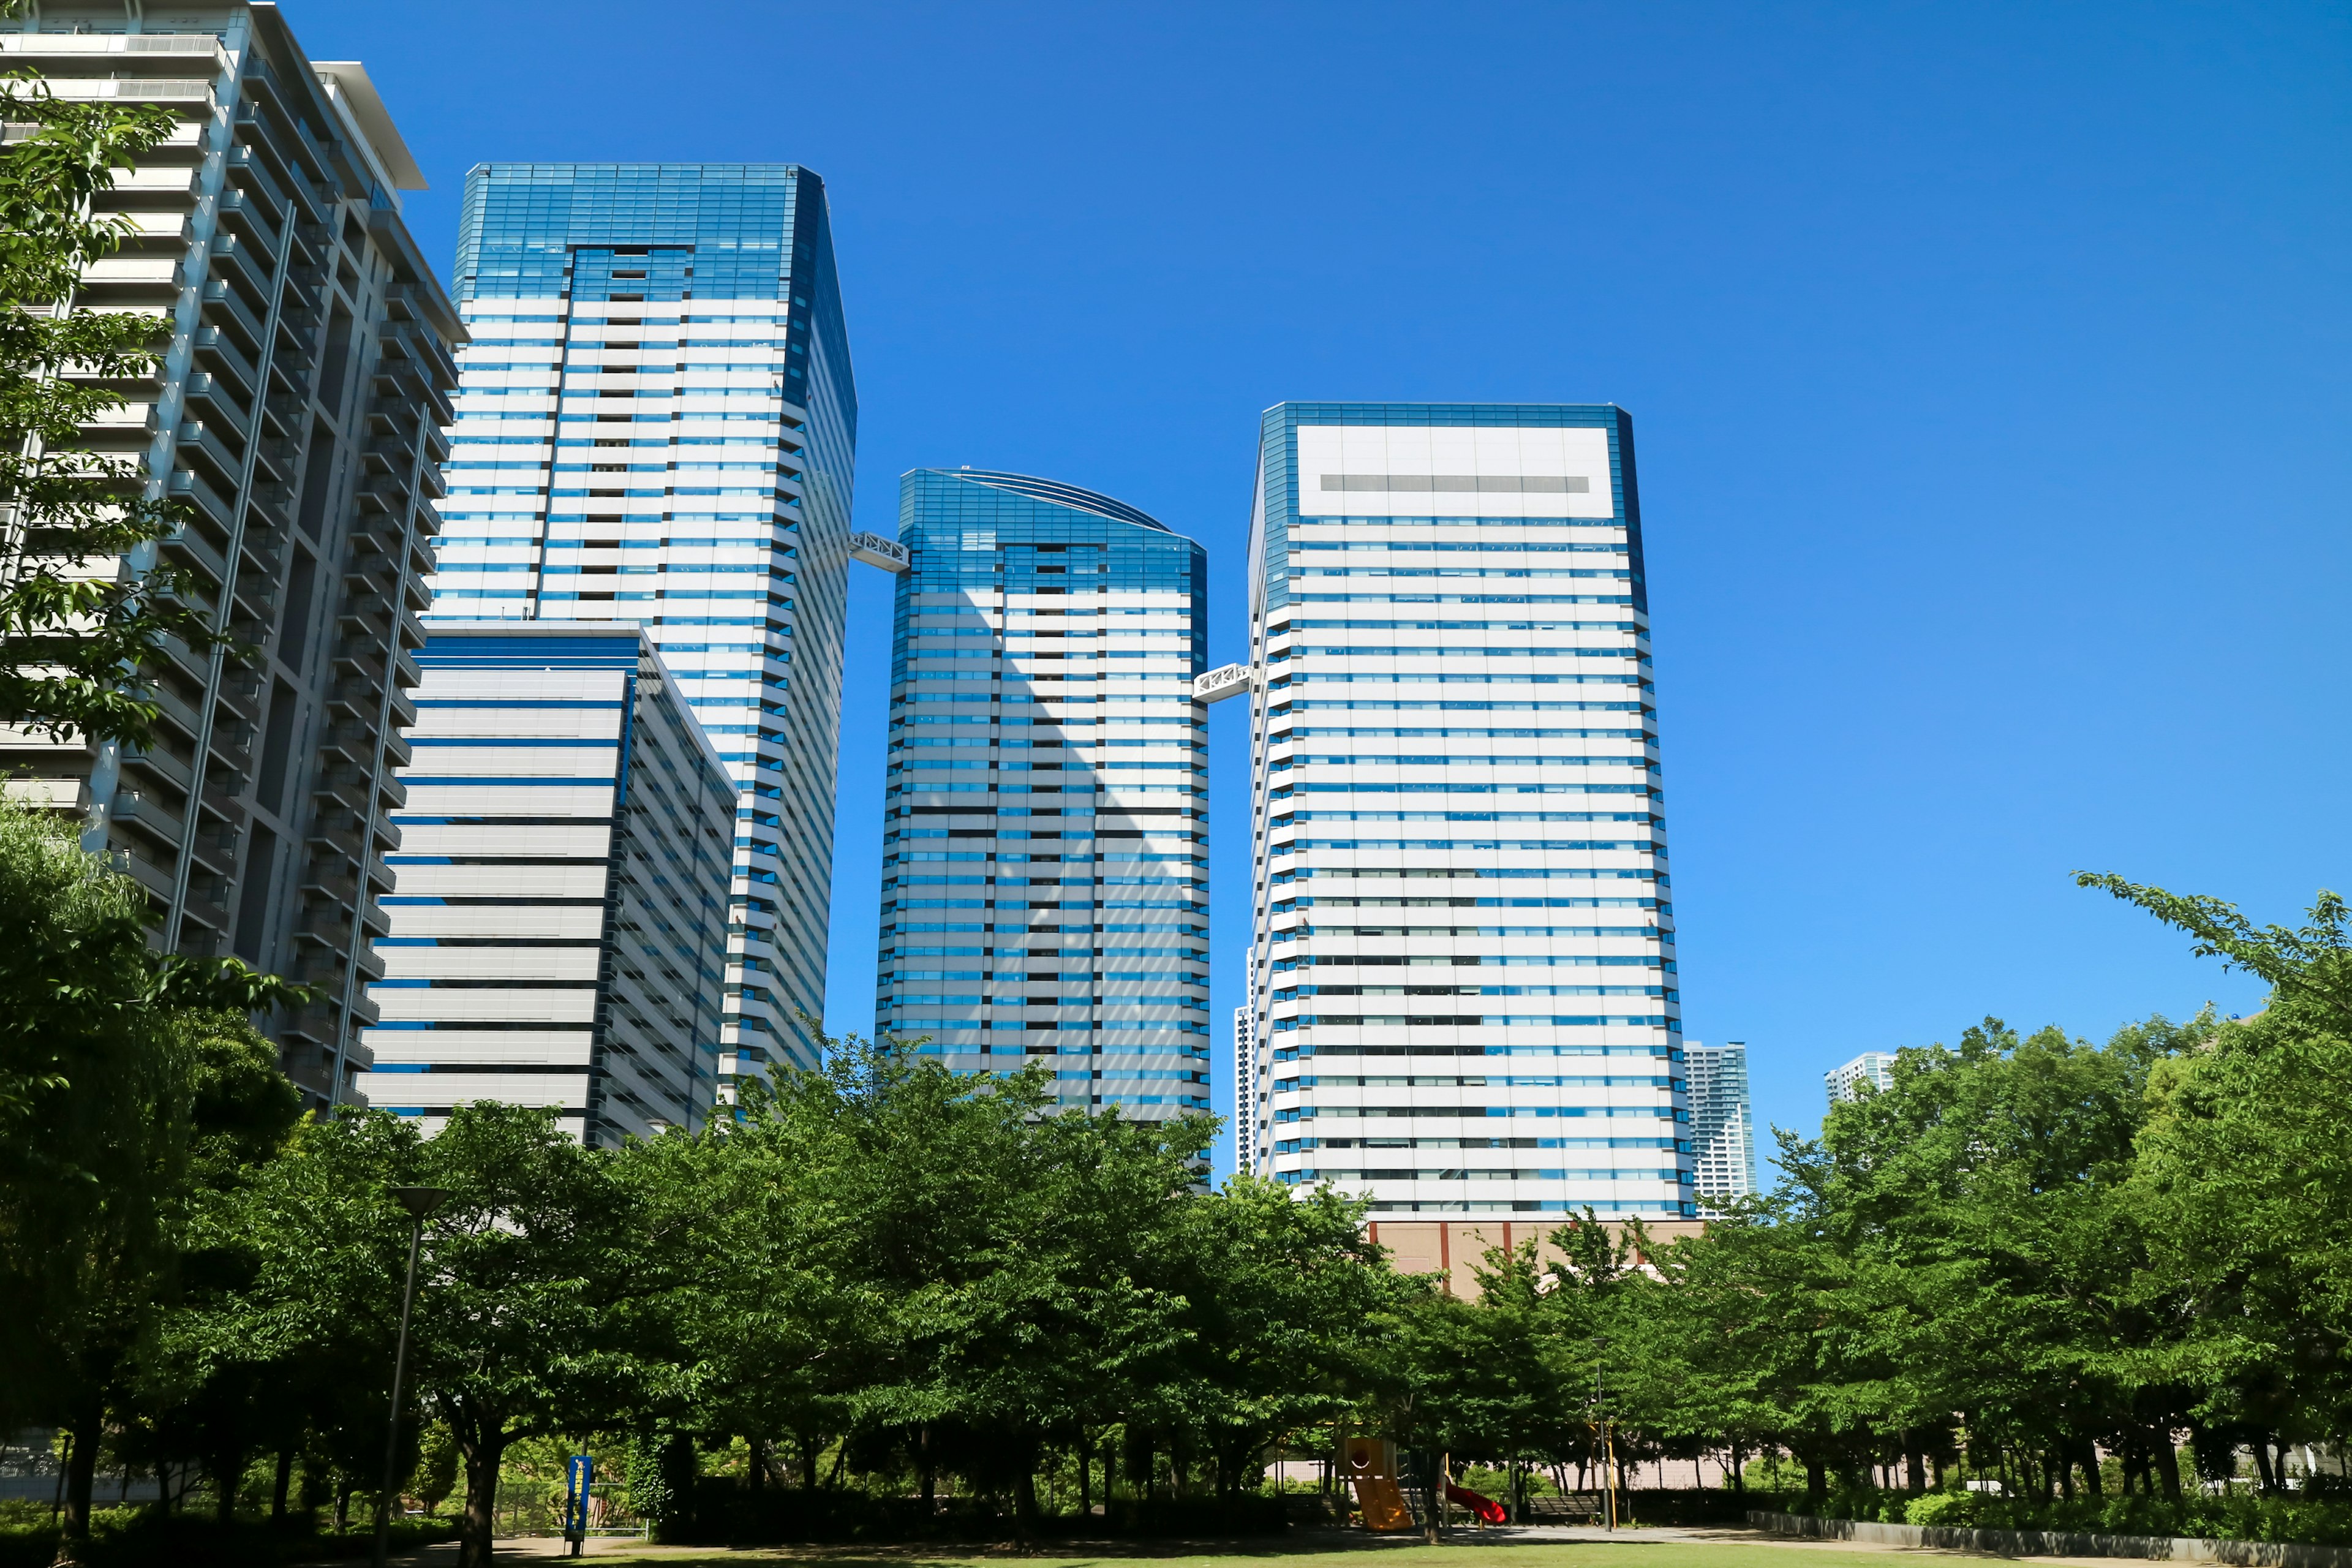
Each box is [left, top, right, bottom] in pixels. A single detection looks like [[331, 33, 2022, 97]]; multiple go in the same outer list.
[[1014, 1466, 1039, 1538], [748, 1436, 765, 1495], [214, 1453, 238, 1524], [1077, 1431, 1091, 1518], [459, 1429, 506, 1568], [335, 1479, 352, 1532], [2252, 1439, 2277, 1494], [797, 1431, 820, 1493], [1732, 1440, 1746, 1493], [1804, 1454, 1827, 1509], [919, 1426, 936, 1512], [54, 1397, 102, 1564], [2150, 1430, 2181, 1500], [2081, 1441, 2102, 1498], [271, 1447, 293, 1524], [1905, 1440, 1926, 1493]]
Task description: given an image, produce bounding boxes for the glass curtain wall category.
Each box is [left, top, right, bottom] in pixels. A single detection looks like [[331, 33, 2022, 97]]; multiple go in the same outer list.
[[426, 163, 856, 1080], [877, 470, 1211, 1117]]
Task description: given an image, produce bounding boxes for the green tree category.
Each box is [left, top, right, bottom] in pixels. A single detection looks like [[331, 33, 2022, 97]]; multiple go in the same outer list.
[[0, 71, 226, 744], [0, 798, 304, 1561], [2087, 876, 2352, 1485]]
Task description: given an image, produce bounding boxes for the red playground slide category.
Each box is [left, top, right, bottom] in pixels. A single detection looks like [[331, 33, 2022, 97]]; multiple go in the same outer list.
[[1445, 1483, 1508, 1525]]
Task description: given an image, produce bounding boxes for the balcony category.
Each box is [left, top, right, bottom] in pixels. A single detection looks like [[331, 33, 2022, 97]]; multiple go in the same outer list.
[[110, 787, 186, 851], [165, 467, 233, 535], [173, 419, 243, 488], [192, 325, 258, 401], [181, 371, 251, 439], [206, 233, 271, 307], [159, 521, 228, 591], [198, 278, 265, 352], [120, 743, 193, 794], [213, 187, 282, 261]]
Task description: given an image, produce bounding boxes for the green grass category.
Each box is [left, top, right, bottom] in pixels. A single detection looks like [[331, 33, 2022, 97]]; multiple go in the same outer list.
[[561, 1540, 1918, 1568]]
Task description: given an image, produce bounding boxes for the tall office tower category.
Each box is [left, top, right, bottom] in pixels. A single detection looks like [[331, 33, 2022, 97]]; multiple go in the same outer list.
[[354, 623, 734, 1145], [0, 10, 460, 1110], [1825, 1050, 1896, 1104], [428, 163, 856, 1080], [1685, 1040, 1757, 1210], [875, 470, 1211, 1117], [1245, 404, 1691, 1219]]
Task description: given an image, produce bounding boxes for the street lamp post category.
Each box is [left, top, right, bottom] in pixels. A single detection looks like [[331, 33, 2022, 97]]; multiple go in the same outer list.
[[374, 1185, 450, 1568]]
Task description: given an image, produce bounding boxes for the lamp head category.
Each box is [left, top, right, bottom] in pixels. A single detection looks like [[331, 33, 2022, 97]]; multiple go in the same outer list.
[[390, 1186, 451, 1222]]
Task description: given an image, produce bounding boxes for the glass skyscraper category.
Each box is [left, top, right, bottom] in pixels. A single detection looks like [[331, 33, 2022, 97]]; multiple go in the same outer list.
[[424, 164, 855, 1079], [875, 470, 1211, 1117], [1243, 403, 1692, 1218]]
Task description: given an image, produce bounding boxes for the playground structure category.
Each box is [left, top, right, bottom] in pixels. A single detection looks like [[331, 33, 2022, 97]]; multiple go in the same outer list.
[[1341, 1438, 1507, 1531], [1343, 1438, 1414, 1531]]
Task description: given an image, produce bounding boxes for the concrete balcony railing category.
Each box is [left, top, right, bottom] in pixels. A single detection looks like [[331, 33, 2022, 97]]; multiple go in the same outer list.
[[192, 325, 258, 400], [198, 279, 266, 351]]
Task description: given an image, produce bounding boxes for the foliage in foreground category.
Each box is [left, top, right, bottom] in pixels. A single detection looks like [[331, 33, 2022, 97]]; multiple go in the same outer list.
[[13, 768, 2352, 1560], [0, 72, 229, 745]]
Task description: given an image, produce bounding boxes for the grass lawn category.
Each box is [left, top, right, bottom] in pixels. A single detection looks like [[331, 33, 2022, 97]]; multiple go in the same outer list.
[[557, 1540, 1913, 1568]]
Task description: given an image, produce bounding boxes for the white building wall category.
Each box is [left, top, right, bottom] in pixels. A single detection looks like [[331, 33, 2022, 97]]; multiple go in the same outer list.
[[1826, 1050, 1897, 1103], [1246, 404, 1693, 1220], [355, 624, 733, 1145]]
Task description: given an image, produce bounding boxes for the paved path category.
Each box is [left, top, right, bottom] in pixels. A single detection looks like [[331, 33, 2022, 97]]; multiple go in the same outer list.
[[376, 1525, 2166, 1566], [1391, 1523, 2178, 1564]]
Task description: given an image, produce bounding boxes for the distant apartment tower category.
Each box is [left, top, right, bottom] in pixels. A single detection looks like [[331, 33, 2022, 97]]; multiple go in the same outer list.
[[426, 162, 857, 1083], [1686, 1040, 1757, 1209], [1826, 1050, 1896, 1103], [0, 10, 460, 1109], [354, 624, 733, 1145], [1233, 998, 1258, 1174], [1246, 404, 1691, 1218], [874, 470, 1210, 1117]]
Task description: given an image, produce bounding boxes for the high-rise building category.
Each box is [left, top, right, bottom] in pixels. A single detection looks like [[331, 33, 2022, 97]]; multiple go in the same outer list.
[[353, 622, 733, 1145], [1233, 995, 1259, 1175], [1686, 1039, 1757, 1210], [0, 9, 460, 1110], [1244, 403, 1691, 1219], [874, 469, 1210, 1117], [1826, 1050, 1896, 1103], [426, 163, 858, 1083]]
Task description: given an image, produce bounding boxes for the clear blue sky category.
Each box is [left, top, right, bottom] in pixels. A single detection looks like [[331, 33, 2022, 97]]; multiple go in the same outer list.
[[317, 1, 2350, 1178]]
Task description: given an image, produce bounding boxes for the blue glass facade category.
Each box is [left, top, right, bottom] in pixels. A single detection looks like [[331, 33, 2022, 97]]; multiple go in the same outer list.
[[876, 470, 1212, 1117], [426, 164, 856, 1077]]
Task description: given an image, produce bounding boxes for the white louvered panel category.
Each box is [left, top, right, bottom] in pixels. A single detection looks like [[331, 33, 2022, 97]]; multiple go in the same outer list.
[[412, 709, 624, 741], [353, 1072, 589, 1110], [401, 744, 620, 778], [396, 825, 615, 858], [389, 862, 609, 899], [377, 946, 602, 982], [367, 1038, 594, 1068], [382, 905, 607, 940], [369, 988, 599, 1024], [400, 786, 617, 816], [417, 669, 627, 703]]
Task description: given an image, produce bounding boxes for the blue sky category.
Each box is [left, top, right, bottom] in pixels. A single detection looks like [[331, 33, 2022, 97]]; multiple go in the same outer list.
[[321, 1, 2350, 1178]]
